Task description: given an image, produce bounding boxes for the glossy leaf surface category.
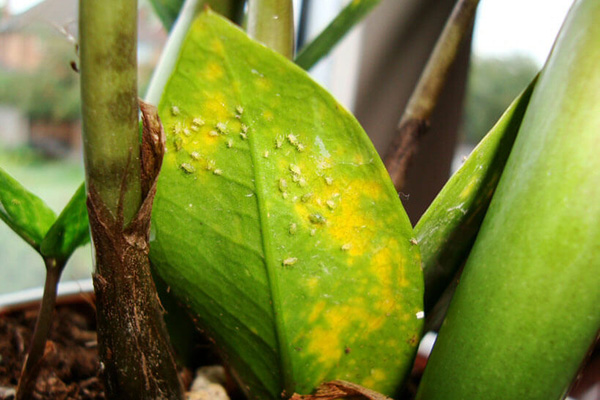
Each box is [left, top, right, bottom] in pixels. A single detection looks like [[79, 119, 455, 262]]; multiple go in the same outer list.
[[150, 11, 423, 399], [417, 0, 600, 398], [40, 184, 90, 263], [415, 77, 536, 313], [148, 0, 184, 31], [0, 167, 56, 252]]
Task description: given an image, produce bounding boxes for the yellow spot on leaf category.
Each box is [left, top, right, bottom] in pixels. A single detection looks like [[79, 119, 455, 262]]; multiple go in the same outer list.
[[362, 368, 387, 389], [204, 61, 224, 81], [459, 177, 479, 200], [211, 39, 225, 56], [308, 300, 326, 323], [262, 109, 274, 122]]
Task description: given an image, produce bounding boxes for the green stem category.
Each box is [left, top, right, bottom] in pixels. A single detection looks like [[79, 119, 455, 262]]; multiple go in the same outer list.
[[16, 259, 63, 400], [295, 0, 381, 70], [247, 0, 295, 58], [384, 0, 480, 190], [80, 0, 141, 226]]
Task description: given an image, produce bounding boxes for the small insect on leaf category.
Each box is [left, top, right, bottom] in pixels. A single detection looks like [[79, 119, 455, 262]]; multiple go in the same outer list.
[[180, 163, 195, 174], [282, 257, 298, 266]]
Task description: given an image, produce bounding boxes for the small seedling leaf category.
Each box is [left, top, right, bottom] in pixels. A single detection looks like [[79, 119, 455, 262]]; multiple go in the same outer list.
[[40, 183, 90, 262], [0, 167, 56, 252]]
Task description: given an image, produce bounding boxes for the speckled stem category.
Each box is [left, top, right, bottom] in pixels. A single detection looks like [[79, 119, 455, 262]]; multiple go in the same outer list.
[[80, 0, 141, 226], [247, 0, 295, 59]]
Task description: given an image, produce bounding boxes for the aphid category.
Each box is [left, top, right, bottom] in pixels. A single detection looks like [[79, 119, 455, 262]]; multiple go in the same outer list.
[[341, 243, 352, 251], [216, 122, 227, 134], [289, 223, 297, 235], [192, 117, 205, 127], [241, 124, 249, 133], [287, 133, 298, 146], [206, 159, 216, 171], [171, 106, 180, 116], [226, 139, 234, 148], [282, 192, 289, 199], [209, 130, 219, 137], [310, 229, 317, 236], [289, 164, 302, 175], [173, 136, 183, 151], [190, 151, 201, 160], [410, 238, 418, 245], [325, 176, 334, 186], [416, 311, 425, 319], [275, 136, 284, 149], [309, 213, 327, 224], [183, 128, 191, 136], [298, 177, 307, 187], [279, 178, 288, 192], [301, 192, 313, 203], [235, 105, 244, 115], [213, 169, 223, 176], [296, 143, 305, 152], [180, 163, 195, 174], [326, 200, 336, 210], [282, 257, 298, 266], [190, 125, 199, 132], [240, 131, 248, 140], [263, 151, 270, 158]]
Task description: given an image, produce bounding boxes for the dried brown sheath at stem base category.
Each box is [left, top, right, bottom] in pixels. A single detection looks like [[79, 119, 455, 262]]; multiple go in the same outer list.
[[290, 380, 394, 400], [88, 101, 184, 399]]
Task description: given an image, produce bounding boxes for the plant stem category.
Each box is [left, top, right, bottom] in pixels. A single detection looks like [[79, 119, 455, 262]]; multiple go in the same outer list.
[[80, 0, 141, 226], [295, 0, 381, 71], [80, 1, 184, 398], [247, 0, 295, 59], [15, 259, 63, 400], [384, 0, 480, 190]]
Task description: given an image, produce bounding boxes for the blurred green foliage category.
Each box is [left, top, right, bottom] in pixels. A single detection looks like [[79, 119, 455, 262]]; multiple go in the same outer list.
[[462, 55, 538, 144], [0, 37, 80, 122]]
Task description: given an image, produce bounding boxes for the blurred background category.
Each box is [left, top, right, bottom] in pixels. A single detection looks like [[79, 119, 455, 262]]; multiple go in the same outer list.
[[0, 0, 572, 294]]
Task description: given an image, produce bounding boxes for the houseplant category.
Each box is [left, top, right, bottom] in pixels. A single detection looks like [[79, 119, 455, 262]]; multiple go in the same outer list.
[[0, 0, 598, 398]]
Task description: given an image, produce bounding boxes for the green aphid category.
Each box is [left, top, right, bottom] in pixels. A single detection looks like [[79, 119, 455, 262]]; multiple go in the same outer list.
[[309, 213, 327, 225], [180, 163, 195, 174]]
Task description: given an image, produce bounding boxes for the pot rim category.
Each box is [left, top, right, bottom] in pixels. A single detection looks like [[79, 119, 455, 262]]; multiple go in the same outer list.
[[0, 278, 94, 314]]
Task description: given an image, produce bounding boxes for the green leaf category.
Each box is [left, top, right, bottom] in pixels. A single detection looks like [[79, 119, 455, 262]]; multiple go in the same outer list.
[[40, 183, 90, 263], [416, 0, 600, 398], [295, 0, 382, 70], [0, 166, 56, 252], [415, 76, 537, 313], [148, 0, 184, 31], [150, 11, 423, 399], [148, 0, 246, 31]]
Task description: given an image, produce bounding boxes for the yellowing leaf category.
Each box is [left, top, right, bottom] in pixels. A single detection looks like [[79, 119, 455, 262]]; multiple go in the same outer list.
[[150, 11, 423, 399]]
